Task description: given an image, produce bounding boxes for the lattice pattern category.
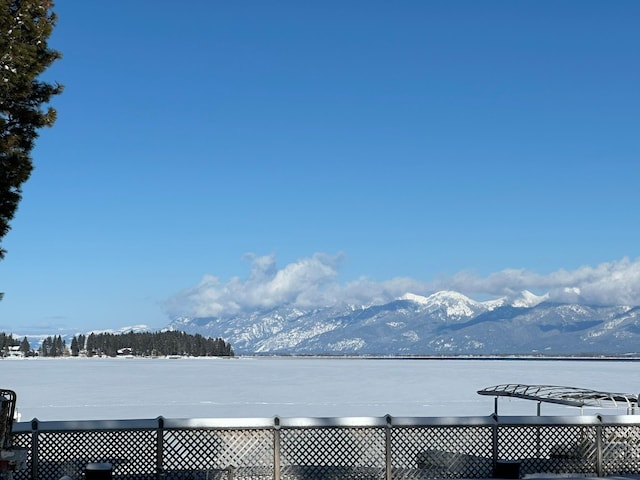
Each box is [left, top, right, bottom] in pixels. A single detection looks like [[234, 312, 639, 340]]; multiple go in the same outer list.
[[162, 429, 273, 480], [279, 427, 385, 480], [391, 426, 493, 479], [5, 431, 31, 480], [35, 430, 157, 480], [498, 425, 597, 476], [601, 425, 640, 475], [9, 417, 640, 480]]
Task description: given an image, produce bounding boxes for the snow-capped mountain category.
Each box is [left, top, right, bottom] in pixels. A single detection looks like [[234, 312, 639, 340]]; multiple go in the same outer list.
[[169, 290, 640, 356]]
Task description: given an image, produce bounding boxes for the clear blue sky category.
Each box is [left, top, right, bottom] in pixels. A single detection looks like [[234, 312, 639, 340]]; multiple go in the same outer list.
[[2, 1, 639, 333]]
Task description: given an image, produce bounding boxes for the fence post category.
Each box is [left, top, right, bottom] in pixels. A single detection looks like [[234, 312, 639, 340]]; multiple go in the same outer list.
[[595, 417, 603, 477], [224, 465, 235, 480], [156, 417, 164, 480], [30, 419, 39, 480], [273, 417, 280, 480], [491, 413, 499, 473], [385, 415, 392, 480]]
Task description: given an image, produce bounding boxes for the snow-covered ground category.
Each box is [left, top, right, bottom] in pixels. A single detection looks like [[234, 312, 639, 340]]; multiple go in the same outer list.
[[3, 357, 639, 422]]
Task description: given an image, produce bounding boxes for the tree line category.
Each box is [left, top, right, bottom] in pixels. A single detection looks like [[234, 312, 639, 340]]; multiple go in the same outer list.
[[1, 331, 234, 358], [77, 331, 234, 357], [0, 332, 32, 355]]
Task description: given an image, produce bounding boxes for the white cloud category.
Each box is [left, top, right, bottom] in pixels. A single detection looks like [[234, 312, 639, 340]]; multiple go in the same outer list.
[[166, 253, 348, 317], [443, 257, 640, 306], [165, 255, 640, 318]]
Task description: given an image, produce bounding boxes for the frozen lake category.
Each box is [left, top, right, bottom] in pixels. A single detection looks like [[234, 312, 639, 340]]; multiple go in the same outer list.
[[3, 356, 639, 422]]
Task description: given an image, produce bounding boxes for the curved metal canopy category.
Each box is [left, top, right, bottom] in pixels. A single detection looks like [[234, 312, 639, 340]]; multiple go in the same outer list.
[[477, 384, 638, 409]]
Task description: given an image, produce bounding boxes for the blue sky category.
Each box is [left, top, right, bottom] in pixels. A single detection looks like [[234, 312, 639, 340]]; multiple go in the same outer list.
[[2, 1, 640, 333]]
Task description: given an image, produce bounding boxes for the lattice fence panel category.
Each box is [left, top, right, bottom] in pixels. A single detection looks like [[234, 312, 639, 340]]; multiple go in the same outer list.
[[279, 427, 386, 480], [601, 425, 640, 475], [497, 425, 597, 476], [390, 426, 493, 479], [11, 418, 640, 480], [33, 430, 157, 480], [6, 431, 31, 480], [162, 429, 273, 480]]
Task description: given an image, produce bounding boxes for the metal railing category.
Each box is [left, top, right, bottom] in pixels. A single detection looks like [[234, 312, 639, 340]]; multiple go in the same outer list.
[[8, 414, 640, 480]]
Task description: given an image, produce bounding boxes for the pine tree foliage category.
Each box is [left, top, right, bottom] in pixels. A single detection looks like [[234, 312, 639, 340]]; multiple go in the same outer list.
[[78, 331, 234, 358], [1, 330, 234, 357], [0, 332, 19, 351], [0, 0, 62, 259], [38, 334, 64, 356]]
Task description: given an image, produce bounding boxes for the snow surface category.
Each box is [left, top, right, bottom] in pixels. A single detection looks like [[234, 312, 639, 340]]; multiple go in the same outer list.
[[400, 290, 549, 318], [3, 357, 639, 422], [400, 293, 431, 304], [508, 290, 549, 308]]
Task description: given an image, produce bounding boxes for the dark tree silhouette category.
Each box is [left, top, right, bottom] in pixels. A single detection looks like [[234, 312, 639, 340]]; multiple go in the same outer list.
[[19, 335, 30, 354], [1, 0, 63, 260]]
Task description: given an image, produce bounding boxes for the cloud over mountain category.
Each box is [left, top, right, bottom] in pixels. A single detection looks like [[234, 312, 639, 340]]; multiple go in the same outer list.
[[446, 257, 640, 306], [165, 255, 640, 318]]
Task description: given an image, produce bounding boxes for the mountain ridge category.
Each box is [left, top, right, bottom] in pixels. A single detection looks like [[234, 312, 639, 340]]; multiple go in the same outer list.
[[9, 291, 639, 356], [169, 290, 640, 356]]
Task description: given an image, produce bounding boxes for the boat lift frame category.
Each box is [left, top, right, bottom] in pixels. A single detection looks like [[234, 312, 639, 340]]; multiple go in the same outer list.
[[477, 384, 639, 416]]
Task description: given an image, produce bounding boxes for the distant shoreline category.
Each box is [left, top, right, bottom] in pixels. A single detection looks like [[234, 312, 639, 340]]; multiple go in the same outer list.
[[247, 354, 640, 361], [4, 353, 640, 361]]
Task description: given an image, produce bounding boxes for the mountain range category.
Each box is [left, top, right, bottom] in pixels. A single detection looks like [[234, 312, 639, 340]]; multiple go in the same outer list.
[[168, 290, 640, 356]]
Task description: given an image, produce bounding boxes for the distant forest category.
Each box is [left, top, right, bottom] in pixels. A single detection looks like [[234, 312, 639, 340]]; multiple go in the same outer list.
[[0, 331, 234, 358]]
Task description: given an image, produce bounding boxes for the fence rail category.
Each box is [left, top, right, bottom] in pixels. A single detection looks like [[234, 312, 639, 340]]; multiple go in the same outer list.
[[8, 414, 640, 480]]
